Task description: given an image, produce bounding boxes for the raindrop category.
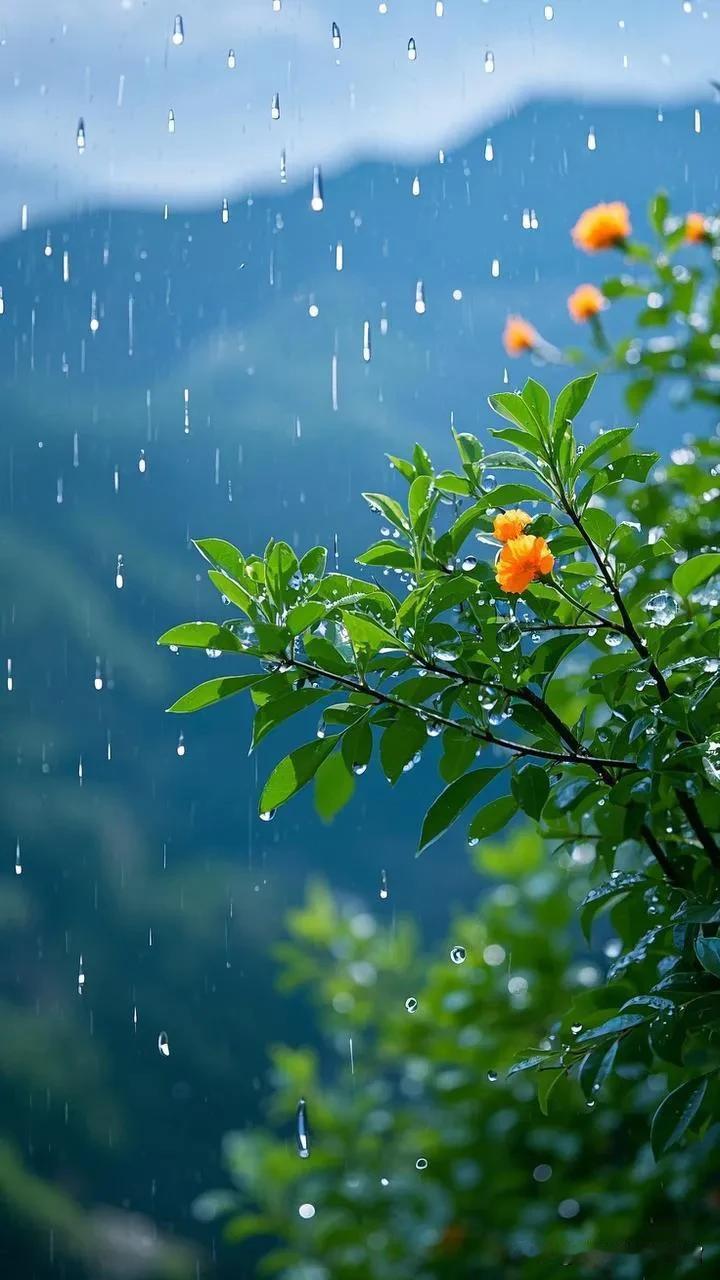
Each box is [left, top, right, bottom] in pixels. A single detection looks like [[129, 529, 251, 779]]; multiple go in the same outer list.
[[484, 49, 495, 73], [379, 869, 389, 899], [435, 0, 444, 13], [416, 1157, 428, 1170], [280, 150, 288, 183], [485, 138, 494, 161], [414, 280, 426, 315], [362, 321, 372, 363], [171, 14, 184, 45], [491, 258, 500, 277], [14, 840, 22, 876], [221, 197, 230, 224], [6, 658, 13, 692], [497, 621, 521, 653], [405, 996, 418, 1013], [587, 126, 596, 151], [167, 109, 175, 134], [332, 22, 341, 49], [296, 1098, 310, 1158], [335, 242, 344, 271], [227, 48, 236, 69], [487, 1069, 498, 1082], [298, 1204, 315, 1220], [604, 633, 623, 648], [158, 1032, 170, 1057], [76, 118, 86, 152], [643, 592, 678, 627], [452, 288, 463, 301], [544, 3, 554, 17], [482, 472, 497, 492], [352, 762, 367, 776], [311, 166, 324, 212], [461, 556, 477, 572], [273, 0, 281, 10], [411, 175, 421, 197], [694, 108, 702, 134], [450, 946, 467, 965], [260, 809, 276, 822], [115, 555, 124, 590], [77, 955, 85, 995], [271, 92, 280, 120], [176, 732, 186, 757], [407, 38, 417, 61]]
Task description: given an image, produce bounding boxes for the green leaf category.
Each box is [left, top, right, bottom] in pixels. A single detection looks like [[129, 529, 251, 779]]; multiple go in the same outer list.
[[314, 751, 355, 823], [511, 764, 549, 820], [259, 739, 336, 814], [694, 935, 720, 980], [468, 794, 517, 841], [251, 688, 329, 750], [672, 553, 720, 598], [418, 768, 501, 854], [625, 378, 655, 415], [194, 538, 245, 581], [649, 189, 669, 236], [439, 728, 478, 783], [342, 612, 406, 665], [522, 378, 552, 430], [380, 711, 427, 785], [356, 541, 416, 569], [157, 622, 245, 653], [265, 542, 299, 610], [434, 471, 471, 496], [299, 546, 327, 580], [207, 570, 255, 616], [537, 1066, 566, 1116], [341, 718, 373, 773], [552, 374, 597, 439], [286, 601, 327, 635], [579, 873, 648, 942], [166, 675, 261, 714], [571, 427, 633, 479], [582, 507, 616, 547], [487, 392, 542, 437], [650, 1076, 709, 1158], [408, 475, 434, 527], [575, 1013, 647, 1046], [362, 492, 409, 533]]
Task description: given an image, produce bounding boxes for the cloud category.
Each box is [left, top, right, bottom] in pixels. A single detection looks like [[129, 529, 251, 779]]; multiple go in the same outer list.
[[0, 0, 714, 231]]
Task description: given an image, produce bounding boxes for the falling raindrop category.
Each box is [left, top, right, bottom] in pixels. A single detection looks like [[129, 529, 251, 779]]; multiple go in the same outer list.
[[14, 840, 22, 876], [273, 0, 281, 10], [587, 126, 597, 151], [544, 3, 554, 18], [332, 22, 341, 49], [379, 869, 389, 899], [176, 732, 186, 757], [6, 659, 12, 692], [296, 1098, 310, 1158], [411, 175, 421, 197], [484, 49, 495, 73], [694, 108, 702, 134], [407, 37, 417, 61], [298, 1204, 315, 1220], [89, 291, 99, 333], [271, 92, 280, 120], [416, 1157, 428, 1169], [485, 137, 494, 161], [280, 150, 287, 183], [414, 280, 426, 315], [77, 955, 85, 995], [311, 166, 324, 212], [158, 1032, 170, 1057], [362, 321, 372, 363], [491, 257, 500, 277], [335, 242, 344, 271], [260, 808, 276, 822], [167, 109, 175, 134], [20, 204, 28, 232], [94, 661, 103, 691], [221, 197, 230, 224], [450, 946, 467, 964], [115, 555, 124, 590], [405, 996, 418, 1013], [171, 14, 184, 45], [76, 118, 86, 152], [227, 48, 236, 68]]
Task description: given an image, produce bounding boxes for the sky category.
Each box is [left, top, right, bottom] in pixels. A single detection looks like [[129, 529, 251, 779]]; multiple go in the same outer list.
[[0, 0, 718, 230]]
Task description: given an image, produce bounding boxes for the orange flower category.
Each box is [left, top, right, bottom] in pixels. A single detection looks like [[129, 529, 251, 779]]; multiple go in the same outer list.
[[493, 509, 532, 542], [567, 283, 607, 323], [685, 211, 708, 243], [495, 534, 554, 594], [502, 315, 537, 356], [571, 201, 631, 252]]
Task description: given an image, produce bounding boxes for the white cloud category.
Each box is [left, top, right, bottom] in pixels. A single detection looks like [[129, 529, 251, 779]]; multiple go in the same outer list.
[[0, 0, 714, 230]]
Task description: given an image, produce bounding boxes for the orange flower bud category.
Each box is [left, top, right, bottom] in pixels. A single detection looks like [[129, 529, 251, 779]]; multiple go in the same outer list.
[[502, 315, 537, 356], [685, 212, 708, 243], [567, 283, 607, 323], [495, 534, 554, 594], [493, 509, 532, 542], [571, 202, 631, 253]]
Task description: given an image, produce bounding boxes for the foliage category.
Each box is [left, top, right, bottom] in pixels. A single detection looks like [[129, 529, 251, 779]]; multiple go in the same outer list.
[[196, 834, 720, 1278], [512, 191, 720, 418], [161, 367, 720, 1149]]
